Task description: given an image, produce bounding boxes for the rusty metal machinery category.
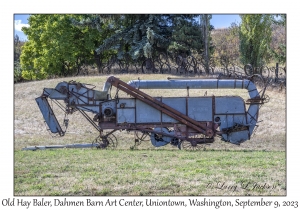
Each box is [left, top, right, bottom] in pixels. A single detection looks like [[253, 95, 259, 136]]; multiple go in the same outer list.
[[35, 76, 268, 150]]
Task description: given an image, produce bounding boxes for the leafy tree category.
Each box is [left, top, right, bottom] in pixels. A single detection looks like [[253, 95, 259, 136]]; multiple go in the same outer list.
[[14, 35, 24, 62], [73, 14, 204, 61], [14, 61, 23, 83], [270, 15, 286, 65], [200, 14, 214, 74], [211, 23, 240, 72], [20, 14, 213, 80], [21, 14, 102, 80], [239, 14, 273, 69], [14, 35, 25, 82], [74, 15, 170, 60]]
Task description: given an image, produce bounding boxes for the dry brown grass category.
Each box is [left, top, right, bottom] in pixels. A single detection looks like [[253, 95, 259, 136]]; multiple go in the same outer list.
[[14, 74, 286, 196], [14, 74, 286, 152]]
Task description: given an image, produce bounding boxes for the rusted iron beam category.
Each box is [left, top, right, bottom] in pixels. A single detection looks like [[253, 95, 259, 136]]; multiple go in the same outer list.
[[106, 76, 214, 137]]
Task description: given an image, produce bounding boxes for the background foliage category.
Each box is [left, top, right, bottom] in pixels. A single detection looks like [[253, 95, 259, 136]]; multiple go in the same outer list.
[[14, 14, 286, 82]]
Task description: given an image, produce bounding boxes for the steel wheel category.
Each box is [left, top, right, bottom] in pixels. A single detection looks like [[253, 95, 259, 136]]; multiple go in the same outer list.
[[134, 131, 150, 146], [244, 64, 253, 76], [118, 60, 129, 74], [153, 60, 161, 73], [185, 63, 196, 75], [260, 65, 270, 78], [135, 131, 150, 141], [179, 140, 204, 151], [142, 59, 152, 73], [107, 134, 118, 149], [99, 134, 118, 149], [158, 52, 169, 65], [160, 63, 171, 74], [187, 56, 198, 74]]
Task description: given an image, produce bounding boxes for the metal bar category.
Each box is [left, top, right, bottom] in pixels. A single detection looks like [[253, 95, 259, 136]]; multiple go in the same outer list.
[[111, 77, 208, 130], [77, 109, 101, 132], [106, 76, 213, 137], [22, 143, 100, 151], [127, 78, 259, 99], [126, 77, 261, 135], [51, 99, 67, 113], [137, 128, 188, 141]]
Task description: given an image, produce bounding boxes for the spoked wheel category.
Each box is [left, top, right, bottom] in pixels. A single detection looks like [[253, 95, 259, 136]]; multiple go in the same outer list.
[[185, 63, 196, 75], [153, 60, 161, 73], [142, 59, 160, 73], [175, 56, 183, 67], [158, 52, 169, 65], [118, 60, 129, 74], [141, 60, 150, 73], [260, 65, 270, 78], [187, 56, 198, 74], [179, 140, 205, 151], [95, 134, 118, 149], [226, 63, 236, 77], [244, 64, 253, 76], [160, 63, 171, 74], [262, 94, 270, 103], [251, 74, 265, 88], [134, 131, 150, 146]]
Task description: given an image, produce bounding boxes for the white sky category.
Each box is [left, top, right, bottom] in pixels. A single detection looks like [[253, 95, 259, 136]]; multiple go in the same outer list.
[[14, 14, 241, 41], [14, 19, 29, 32]]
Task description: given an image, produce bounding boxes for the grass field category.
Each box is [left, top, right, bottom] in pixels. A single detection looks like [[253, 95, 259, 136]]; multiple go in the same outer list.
[[14, 74, 286, 196]]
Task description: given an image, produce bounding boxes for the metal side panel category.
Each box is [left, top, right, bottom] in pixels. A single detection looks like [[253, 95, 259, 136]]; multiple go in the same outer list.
[[35, 97, 64, 135], [136, 99, 161, 123], [215, 114, 247, 130], [117, 109, 136, 123], [188, 97, 212, 121], [117, 98, 136, 108], [214, 114, 249, 144], [101, 100, 116, 116], [117, 98, 136, 124], [161, 98, 186, 123], [215, 96, 245, 114]]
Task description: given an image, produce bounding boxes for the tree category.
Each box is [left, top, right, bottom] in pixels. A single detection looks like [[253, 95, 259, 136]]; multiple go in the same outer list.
[[21, 14, 102, 80], [200, 15, 212, 74], [73, 15, 204, 61], [270, 15, 286, 65], [211, 23, 240, 74], [168, 15, 203, 55], [14, 35, 25, 82], [239, 14, 273, 69]]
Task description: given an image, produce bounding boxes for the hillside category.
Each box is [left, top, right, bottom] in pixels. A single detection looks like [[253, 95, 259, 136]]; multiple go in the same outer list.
[[14, 74, 286, 196]]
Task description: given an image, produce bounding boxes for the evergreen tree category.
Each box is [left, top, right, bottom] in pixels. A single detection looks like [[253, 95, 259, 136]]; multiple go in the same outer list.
[[200, 14, 213, 74], [73, 14, 203, 61], [168, 15, 203, 55]]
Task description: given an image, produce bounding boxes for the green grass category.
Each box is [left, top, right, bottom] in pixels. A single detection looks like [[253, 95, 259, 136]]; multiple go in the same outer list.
[[14, 149, 285, 196], [14, 74, 286, 196]]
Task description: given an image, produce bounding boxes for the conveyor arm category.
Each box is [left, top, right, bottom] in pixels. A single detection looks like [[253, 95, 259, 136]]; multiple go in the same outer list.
[[106, 76, 214, 137]]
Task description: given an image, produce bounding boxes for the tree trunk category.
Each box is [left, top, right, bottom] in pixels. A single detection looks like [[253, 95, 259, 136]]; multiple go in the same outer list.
[[94, 51, 103, 74], [200, 15, 211, 74]]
